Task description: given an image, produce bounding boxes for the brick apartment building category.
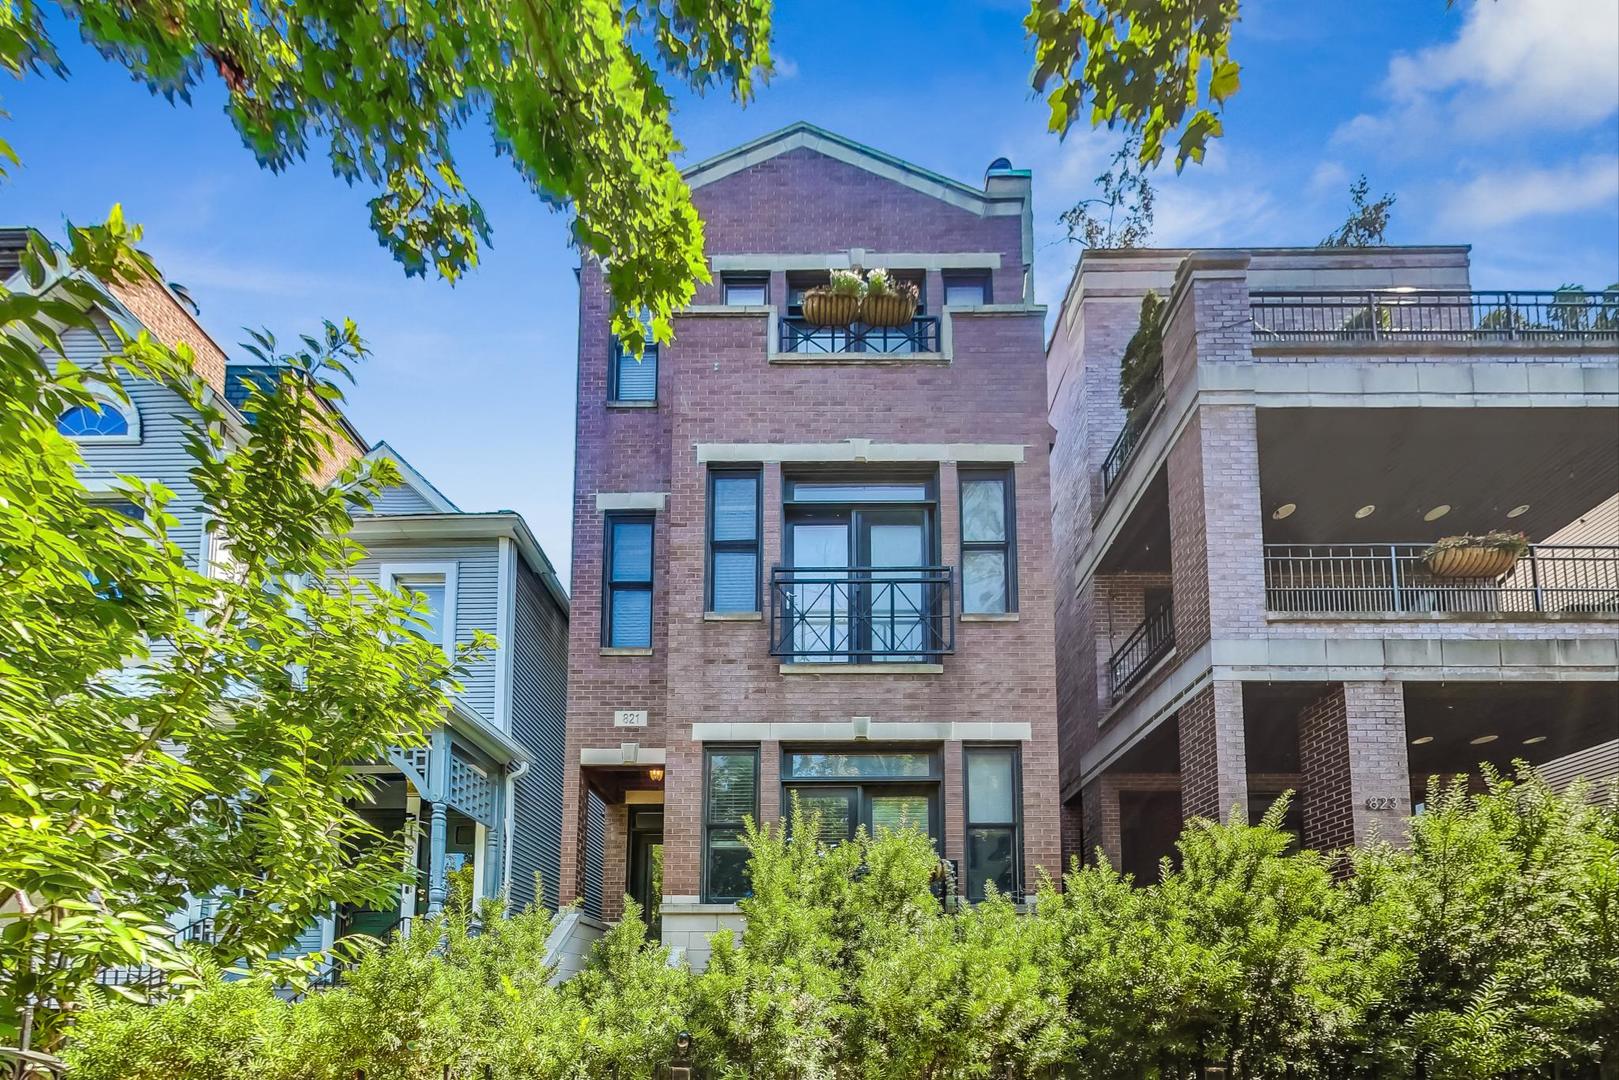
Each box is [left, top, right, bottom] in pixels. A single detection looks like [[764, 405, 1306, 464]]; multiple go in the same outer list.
[[560, 123, 1060, 964], [1047, 248, 1619, 878]]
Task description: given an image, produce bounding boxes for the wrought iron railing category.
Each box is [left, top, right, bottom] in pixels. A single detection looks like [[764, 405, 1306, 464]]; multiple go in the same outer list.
[[1101, 382, 1164, 496], [770, 565, 955, 661], [1250, 289, 1619, 344], [779, 315, 942, 355], [1108, 601, 1175, 703], [1263, 544, 1619, 615]]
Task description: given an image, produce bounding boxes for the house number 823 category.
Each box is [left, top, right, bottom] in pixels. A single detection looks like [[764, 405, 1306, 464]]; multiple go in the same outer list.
[[1364, 797, 1400, 811]]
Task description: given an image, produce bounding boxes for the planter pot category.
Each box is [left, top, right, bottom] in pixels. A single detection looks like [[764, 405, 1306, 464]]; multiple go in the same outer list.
[[861, 292, 917, 328], [1424, 546, 1521, 579], [801, 290, 860, 328]]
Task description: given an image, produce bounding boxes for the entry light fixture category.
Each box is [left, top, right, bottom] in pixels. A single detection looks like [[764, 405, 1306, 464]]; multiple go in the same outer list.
[[1507, 504, 1530, 518], [1522, 736, 1547, 745], [1424, 504, 1452, 522], [1272, 502, 1297, 520], [1468, 734, 1498, 746], [1410, 735, 1434, 746], [648, 767, 665, 782], [1355, 504, 1376, 519]]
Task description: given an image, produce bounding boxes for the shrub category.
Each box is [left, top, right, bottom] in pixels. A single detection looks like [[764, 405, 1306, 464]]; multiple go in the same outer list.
[[63, 973, 287, 1080]]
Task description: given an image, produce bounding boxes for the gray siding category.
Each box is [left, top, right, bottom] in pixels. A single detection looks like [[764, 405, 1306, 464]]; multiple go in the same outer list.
[[351, 538, 502, 721], [508, 557, 569, 911], [365, 481, 441, 516], [61, 321, 213, 571], [582, 790, 605, 919]]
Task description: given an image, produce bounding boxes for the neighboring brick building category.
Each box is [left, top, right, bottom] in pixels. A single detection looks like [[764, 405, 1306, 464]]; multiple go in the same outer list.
[[1048, 248, 1619, 878], [561, 123, 1060, 965]]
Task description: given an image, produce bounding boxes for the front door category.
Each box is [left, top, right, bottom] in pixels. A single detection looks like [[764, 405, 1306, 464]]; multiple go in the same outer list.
[[787, 509, 930, 661], [627, 808, 664, 939]]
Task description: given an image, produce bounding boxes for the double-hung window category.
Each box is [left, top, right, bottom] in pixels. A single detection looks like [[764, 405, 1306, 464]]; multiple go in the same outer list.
[[609, 338, 658, 404], [604, 513, 654, 648], [385, 564, 455, 657], [704, 747, 758, 902], [960, 469, 1016, 614], [707, 468, 761, 613], [964, 746, 1021, 900]]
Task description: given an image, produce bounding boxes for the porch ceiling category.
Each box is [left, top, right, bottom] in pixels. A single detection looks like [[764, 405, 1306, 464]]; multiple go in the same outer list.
[[1402, 681, 1618, 777], [1257, 407, 1619, 544]]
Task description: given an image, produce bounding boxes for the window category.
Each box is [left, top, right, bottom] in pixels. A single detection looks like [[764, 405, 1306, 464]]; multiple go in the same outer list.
[[942, 271, 991, 307], [723, 273, 768, 306], [782, 748, 941, 849], [396, 576, 448, 647], [58, 400, 133, 439], [383, 562, 457, 656], [707, 469, 760, 613], [704, 747, 758, 902], [960, 469, 1016, 614], [965, 746, 1020, 900], [604, 513, 654, 648], [609, 340, 657, 403]]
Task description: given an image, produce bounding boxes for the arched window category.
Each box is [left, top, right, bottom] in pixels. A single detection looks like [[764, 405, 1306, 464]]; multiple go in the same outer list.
[[57, 401, 134, 439]]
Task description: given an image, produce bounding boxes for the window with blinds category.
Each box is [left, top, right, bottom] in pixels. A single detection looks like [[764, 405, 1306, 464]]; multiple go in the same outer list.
[[704, 747, 758, 902], [707, 468, 761, 613], [610, 340, 657, 403], [604, 513, 654, 648]]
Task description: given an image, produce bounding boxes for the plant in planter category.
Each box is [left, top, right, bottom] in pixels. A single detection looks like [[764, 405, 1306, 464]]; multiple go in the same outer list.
[[801, 268, 865, 328], [860, 268, 920, 328], [1422, 530, 1530, 579]]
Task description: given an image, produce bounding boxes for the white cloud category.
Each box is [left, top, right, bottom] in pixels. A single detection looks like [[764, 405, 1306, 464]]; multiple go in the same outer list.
[[770, 55, 799, 80], [1308, 161, 1349, 196], [1437, 156, 1619, 230], [1336, 0, 1619, 151]]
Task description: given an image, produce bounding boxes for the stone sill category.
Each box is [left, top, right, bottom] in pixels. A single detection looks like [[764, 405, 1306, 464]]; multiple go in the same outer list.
[[779, 662, 944, 675], [703, 611, 763, 622], [660, 901, 743, 916], [960, 612, 1020, 622], [768, 353, 948, 366], [606, 400, 657, 410], [600, 646, 654, 657], [1251, 340, 1616, 358], [1266, 611, 1619, 623]]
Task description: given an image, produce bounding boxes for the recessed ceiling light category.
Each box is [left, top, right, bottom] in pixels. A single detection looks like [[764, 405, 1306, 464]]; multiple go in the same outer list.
[[1410, 736, 1434, 746], [1507, 504, 1530, 518], [1355, 504, 1376, 519], [1424, 504, 1452, 522], [1522, 736, 1547, 745], [1272, 502, 1297, 520], [1469, 734, 1498, 745]]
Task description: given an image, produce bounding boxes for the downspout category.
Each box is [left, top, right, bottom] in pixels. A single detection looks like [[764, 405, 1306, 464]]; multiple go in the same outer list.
[[501, 758, 530, 911]]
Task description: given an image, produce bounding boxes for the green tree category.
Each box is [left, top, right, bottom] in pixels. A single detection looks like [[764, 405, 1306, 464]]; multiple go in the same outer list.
[[1320, 174, 1397, 247], [0, 221, 477, 1051], [0, 0, 773, 347]]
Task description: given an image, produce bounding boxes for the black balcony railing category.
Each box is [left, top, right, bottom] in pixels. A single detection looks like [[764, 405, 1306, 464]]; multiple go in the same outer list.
[[1101, 383, 1164, 497], [770, 564, 955, 662], [780, 315, 942, 355], [1250, 289, 1619, 344], [1263, 544, 1619, 615], [1108, 600, 1175, 703]]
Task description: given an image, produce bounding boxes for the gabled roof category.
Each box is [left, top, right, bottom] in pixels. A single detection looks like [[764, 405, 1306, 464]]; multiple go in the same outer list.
[[359, 440, 462, 514], [681, 122, 1027, 219]]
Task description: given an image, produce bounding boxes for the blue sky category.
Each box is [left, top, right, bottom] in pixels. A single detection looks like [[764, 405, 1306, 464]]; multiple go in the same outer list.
[[5, 0, 1616, 584]]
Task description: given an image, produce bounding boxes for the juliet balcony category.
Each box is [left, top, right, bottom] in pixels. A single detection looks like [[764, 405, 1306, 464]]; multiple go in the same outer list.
[[779, 315, 942, 355], [769, 564, 955, 662]]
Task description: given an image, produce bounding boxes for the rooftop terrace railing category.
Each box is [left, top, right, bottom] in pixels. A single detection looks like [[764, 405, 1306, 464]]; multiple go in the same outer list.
[[1250, 289, 1619, 344], [1263, 544, 1619, 616]]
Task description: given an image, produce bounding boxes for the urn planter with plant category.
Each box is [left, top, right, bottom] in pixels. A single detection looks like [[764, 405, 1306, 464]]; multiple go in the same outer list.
[[802, 268, 865, 328], [860, 268, 920, 328], [1422, 531, 1529, 579]]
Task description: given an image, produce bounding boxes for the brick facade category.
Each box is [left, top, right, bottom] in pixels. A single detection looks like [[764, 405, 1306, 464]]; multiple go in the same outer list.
[[1299, 682, 1411, 849], [563, 128, 1061, 935]]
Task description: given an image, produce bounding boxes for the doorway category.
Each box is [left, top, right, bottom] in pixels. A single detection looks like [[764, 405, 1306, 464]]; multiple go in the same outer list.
[[627, 807, 664, 939]]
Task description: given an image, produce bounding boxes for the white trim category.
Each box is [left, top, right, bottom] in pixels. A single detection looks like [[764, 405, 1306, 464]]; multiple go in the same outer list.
[[359, 441, 460, 513], [595, 491, 668, 511], [580, 746, 668, 766], [494, 537, 516, 733], [57, 393, 141, 444], [380, 560, 459, 661], [690, 720, 1034, 742], [696, 439, 1026, 465], [779, 662, 944, 675], [348, 512, 568, 614]]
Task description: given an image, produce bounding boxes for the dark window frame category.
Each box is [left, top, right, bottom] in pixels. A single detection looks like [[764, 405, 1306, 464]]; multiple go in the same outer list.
[[941, 269, 992, 307], [703, 745, 760, 903], [608, 338, 658, 404], [722, 272, 770, 306], [706, 467, 762, 614], [964, 744, 1022, 901], [779, 746, 944, 849], [602, 511, 655, 648], [959, 467, 1018, 613]]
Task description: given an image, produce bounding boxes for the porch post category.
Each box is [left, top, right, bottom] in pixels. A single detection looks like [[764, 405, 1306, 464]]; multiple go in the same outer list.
[[483, 776, 506, 905], [426, 800, 449, 914]]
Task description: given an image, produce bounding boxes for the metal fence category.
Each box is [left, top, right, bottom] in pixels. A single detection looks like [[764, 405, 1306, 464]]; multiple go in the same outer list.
[[1101, 384, 1164, 497], [779, 315, 942, 355], [770, 565, 955, 661], [1263, 544, 1619, 615], [1108, 601, 1175, 703], [1250, 289, 1619, 344]]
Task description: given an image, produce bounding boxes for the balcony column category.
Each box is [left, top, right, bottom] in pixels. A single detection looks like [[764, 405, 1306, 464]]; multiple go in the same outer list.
[[1299, 682, 1411, 850], [425, 799, 448, 914], [1177, 681, 1248, 823]]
